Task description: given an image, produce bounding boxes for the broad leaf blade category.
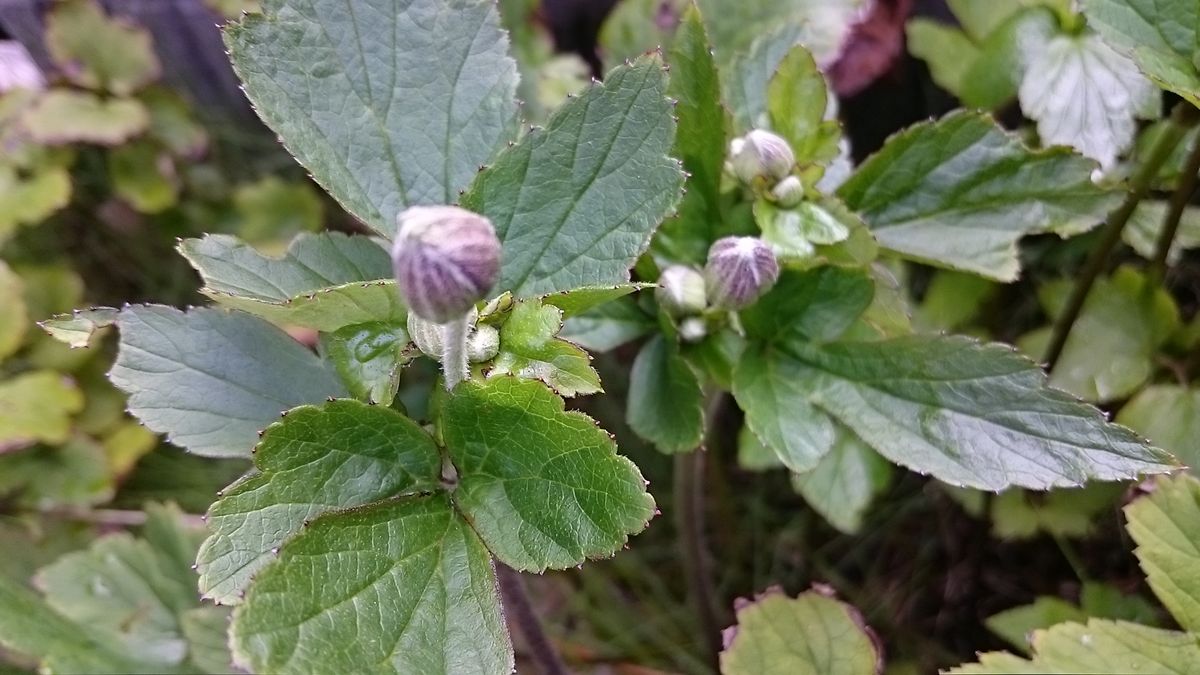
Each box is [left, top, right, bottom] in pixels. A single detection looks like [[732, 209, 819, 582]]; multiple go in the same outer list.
[[489, 299, 601, 397], [461, 58, 684, 297], [791, 427, 891, 534], [1083, 0, 1200, 106], [1125, 473, 1200, 633], [443, 377, 656, 571], [734, 348, 836, 473], [110, 305, 348, 457], [838, 111, 1119, 281], [740, 267, 874, 345], [0, 370, 84, 452], [627, 335, 705, 453], [197, 399, 441, 604], [231, 494, 512, 675], [226, 0, 520, 236], [1117, 385, 1200, 470]]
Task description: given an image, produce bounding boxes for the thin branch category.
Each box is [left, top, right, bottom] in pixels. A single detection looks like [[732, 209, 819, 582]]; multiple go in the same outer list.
[[495, 563, 568, 675], [1148, 122, 1200, 284], [1042, 104, 1197, 369]]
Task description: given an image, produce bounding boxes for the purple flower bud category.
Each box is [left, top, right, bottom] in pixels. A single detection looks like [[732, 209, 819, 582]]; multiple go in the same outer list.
[[655, 265, 707, 317], [392, 206, 501, 323], [729, 130, 795, 184], [704, 237, 779, 310]]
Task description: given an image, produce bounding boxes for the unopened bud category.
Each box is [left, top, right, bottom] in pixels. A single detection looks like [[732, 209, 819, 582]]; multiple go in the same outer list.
[[769, 175, 804, 207], [407, 313, 445, 360], [392, 206, 501, 323], [729, 130, 794, 184], [704, 237, 779, 310], [655, 265, 707, 317], [679, 317, 707, 343], [467, 324, 500, 362]]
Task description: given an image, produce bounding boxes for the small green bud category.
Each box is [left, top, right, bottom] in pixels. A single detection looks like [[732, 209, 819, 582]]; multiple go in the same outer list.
[[704, 236, 779, 310], [655, 265, 707, 317], [392, 205, 501, 323], [769, 175, 804, 207], [729, 130, 794, 184], [407, 313, 445, 360], [467, 324, 500, 362]]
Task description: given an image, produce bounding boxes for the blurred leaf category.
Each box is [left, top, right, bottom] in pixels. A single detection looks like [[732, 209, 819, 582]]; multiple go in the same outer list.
[[321, 322, 412, 404], [946, 0, 1028, 40], [990, 483, 1125, 540], [696, 0, 866, 67], [225, 0, 519, 237], [0, 371, 84, 452], [738, 423, 783, 471], [720, 588, 880, 675], [1125, 473, 1200, 633], [1084, 0, 1200, 107], [101, 422, 158, 476], [490, 299, 601, 397], [985, 597, 1087, 653], [0, 164, 72, 244], [21, 90, 148, 145], [959, 8, 1059, 110], [108, 141, 178, 214], [109, 305, 347, 457], [839, 111, 1119, 281], [44, 0, 161, 95], [767, 46, 840, 165], [233, 176, 323, 243], [141, 88, 208, 158], [906, 20, 980, 96], [791, 427, 891, 534], [915, 270, 997, 332], [113, 449, 249, 514], [1124, 200, 1200, 263], [599, 0, 686, 65], [560, 295, 656, 352], [39, 307, 119, 349], [726, 24, 807, 132], [1118, 386, 1200, 471], [628, 335, 705, 453], [0, 262, 27, 361], [0, 438, 112, 509]]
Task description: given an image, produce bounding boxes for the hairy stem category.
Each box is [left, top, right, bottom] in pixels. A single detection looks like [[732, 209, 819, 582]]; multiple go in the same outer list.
[[495, 564, 568, 675], [1148, 121, 1200, 284], [675, 392, 727, 671], [1042, 105, 1195, 368], [441, 313, 470, 391]]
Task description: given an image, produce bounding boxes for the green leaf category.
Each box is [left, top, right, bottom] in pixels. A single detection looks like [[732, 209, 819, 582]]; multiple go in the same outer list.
[[109, 140, 178, 214], [791, 427, 891, 534], [726, 24, 806, 132], [838, 111, 1119, 281], [197, 399, 441, 604], [1045, 266, 1179, 403], [0, 437, 113, 508], [110, 305, 348, 457], [735, 348, 835, 473], [770, 335, 1175, 490], [142, 88, 208, 158], [985, 598, 1088, 653], [697, 0, 864, 68], [905, 20, 980, 96], [1083, 0, 1200, 107], [538, 283, 648, 318], [915, 270, 997, 332], [0, 371, 84, 452], [45, 0, 161, 95], [461, 58, 684, 297], [755, 199, 856, 264], [0, 261, 27, 361], [1019, 33, 1157, 170], [720, 588, 880, 675], [489, 299, 602, 397], [947, 0, 1028, 40], [627, 335, 705, 453], [738, 423, 784, 471], [443, 377, 655, 571], [653, 4, 729, 265], [321, 322, 413, 404], [0, 163, 72, 244], [180, 607, 236, 674], [740, 267, 874, 345], [560, 295, 656, 352], [39, 307, 119, 349], [767, 46, 840, 165], [21, 91, 149, 145], [179, 233, 401, 331], [225, 0, 519, 237], [958, 8, 1060, 109], [948, 619, 1200, 673], [233, 177, 323, 243], [989, 483, 1125, 539], [1118, 386, 1200, 471], [231, 493, 512, 675], [1124, 200, 1200, 263], [1125, 473, 1200, 633]]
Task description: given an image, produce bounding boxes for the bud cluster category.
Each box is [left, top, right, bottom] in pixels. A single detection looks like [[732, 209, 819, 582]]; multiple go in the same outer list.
[[727, 129, 807, 208], [704, 236, 779, 310], [391, 205, 501, 324]]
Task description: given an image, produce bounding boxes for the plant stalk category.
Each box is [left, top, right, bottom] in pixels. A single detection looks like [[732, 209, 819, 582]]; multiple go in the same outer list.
[[441, 313, 471, 391], [495, 563, 568, 675], [675, 393, 726, 671], [1042, 104, 1195, 369], [1148, 122, 1200, 284]]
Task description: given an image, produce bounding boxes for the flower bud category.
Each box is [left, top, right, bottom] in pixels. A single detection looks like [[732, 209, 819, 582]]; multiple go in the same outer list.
[[704, 236, 779, 310], [392, 205, 501, 323], [467, 324, 500, 363], [679, 316, 707, 343], [655, 265, 707, 317], [769, 175, 804, 208], [728, 130, 794, 184], [407, 313, 445, 360]]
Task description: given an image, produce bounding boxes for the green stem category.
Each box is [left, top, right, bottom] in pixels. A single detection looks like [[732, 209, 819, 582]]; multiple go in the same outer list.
[[441, 314, 470, 391], [1148, 121, 1200, 284], [1042, 105, 1195, 369]]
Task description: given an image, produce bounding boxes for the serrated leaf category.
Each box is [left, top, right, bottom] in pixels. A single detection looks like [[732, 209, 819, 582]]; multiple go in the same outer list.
[[770, 335, 1175, 490], [0, 261, 27, 361], [461, 58, 684, 297], [0, 371, 84, 452], [45, 0, 161, 95], [231, 493, 512, 675], [443, 377, 655, 572], [39, 307, 119, 349], [1083, 0, 1200, 107], [838, 111, 1119, 281], [906, 20, 980, 96], [734, 348, 836, 473], [179, 233, 400, 331], [985, 598, 1088, 653], [226, 0, 519, 237], [1044, 266, 1179, 403], [720, 588, 880, 675], [1125, 473, 1200, 633], [109, 305, 347, 457], [21, 90, 149, 146], [1019, 33, 1158, 170], [1118, 386, 1200, 471], [489, 299, 601, 396], [948, 619, 1200, 673], [627, 335, 704, 453], [321, 322, 412, 404], [560, 295, 656, 352], [791, 427, 891, 534], [767, 45, 840, 165], [198, 399, 440, 604], [654, 4, 729, 265], [539, 283, 648, 318], [740, 267, 874, 345]]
